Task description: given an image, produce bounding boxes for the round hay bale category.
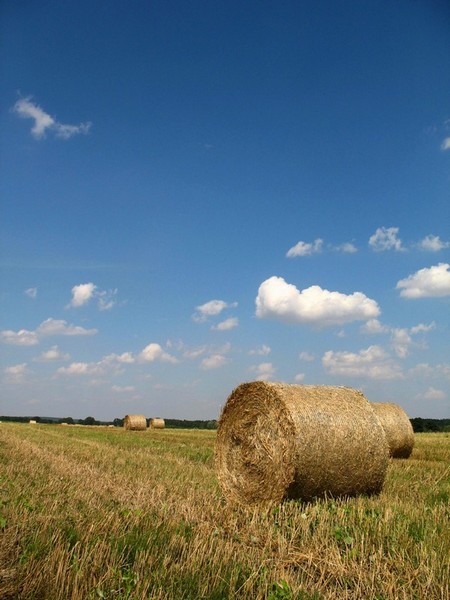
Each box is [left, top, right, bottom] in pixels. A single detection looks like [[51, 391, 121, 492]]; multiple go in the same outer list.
[[370, 402, 414, 458], [149, 418, 165, 429], [215, 382, 389, 506], [123, 414, 147, 431]]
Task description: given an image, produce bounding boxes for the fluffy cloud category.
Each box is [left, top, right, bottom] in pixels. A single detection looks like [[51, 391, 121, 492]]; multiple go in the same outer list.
[[1, 318, 97, 346], [33, 346, 70, 362], [250, 362, 275, 381], [294, 373, 306, 382], [0, 329, 39, 346], [37, 318, 97, 337], [67, 283, 97, 308], [4, 363, 29, 383], [13, 97, 91, 140], [369, 227, 403, 251], [139, 343, 178, 364], [396, 263, 450, 298], [192, 299, 237, 323], [213, 317, 239, 331], [286, 238, 323, 258], [57, 362, 104, 376], [441, 137, 450, 151], [419, 235, 450, 252], [111, 385, 136, 393], [335, 242, 358, 253], [419, 387, 446, 401], [249, 345, 271, 356], [322, 346, 403, 380], [299, 351, 315, 362], [200, 354, 227, 370], [255, 276, 380, 327], [360, 319, 390, 335], [66, 283, 119, 310]]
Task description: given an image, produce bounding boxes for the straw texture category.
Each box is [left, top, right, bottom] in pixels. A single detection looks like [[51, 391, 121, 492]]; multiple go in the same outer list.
[[149, 418, 165, 429], [123, 414, 147, 431], [370, 402, 414, 458], [215, 382, 389, 506]]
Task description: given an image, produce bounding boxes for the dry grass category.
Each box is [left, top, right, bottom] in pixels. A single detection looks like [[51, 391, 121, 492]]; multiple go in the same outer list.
[[216, 382, 389, 505], [0, 423, 448, 599]]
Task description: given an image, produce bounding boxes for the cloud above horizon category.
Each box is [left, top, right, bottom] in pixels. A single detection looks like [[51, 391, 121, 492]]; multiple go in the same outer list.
[[13, 97, 91, 140], [255, 276, 380, 327], [322, 345, 403, 380], [192, 299, 237, 323], [396, 263, 450, 298], [1, 318, 97, 346], [369, 226, 403, 252]]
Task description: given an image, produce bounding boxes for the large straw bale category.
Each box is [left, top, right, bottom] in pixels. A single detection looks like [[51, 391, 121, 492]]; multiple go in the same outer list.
[[123, 414, 147, 431], [149, 418, 165, 429], [370, 402, 414, 458], [215, 382, 389, 506]]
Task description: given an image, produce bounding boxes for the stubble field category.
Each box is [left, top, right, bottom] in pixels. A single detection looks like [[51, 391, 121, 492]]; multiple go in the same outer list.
[[0, 423, 448, 599]]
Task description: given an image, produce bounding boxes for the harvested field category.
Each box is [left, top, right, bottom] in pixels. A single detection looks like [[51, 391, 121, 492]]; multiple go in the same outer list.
[[0, 423, 448, 600]]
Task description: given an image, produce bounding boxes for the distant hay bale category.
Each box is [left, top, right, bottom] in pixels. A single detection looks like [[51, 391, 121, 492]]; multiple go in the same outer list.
[[123, 414, 147, 431], [29, 420, 37, 424], [61, 422, 68, 426], [370, 402, 414, 458], [215, 382, 389, 506], [149, 418, 165, 429]]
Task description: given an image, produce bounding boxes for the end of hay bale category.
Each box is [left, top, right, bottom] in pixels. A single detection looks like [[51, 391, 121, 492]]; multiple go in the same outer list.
[[123, 414, 147, 431], [370, 402, 414, 458], [215, 381, 389, 506]]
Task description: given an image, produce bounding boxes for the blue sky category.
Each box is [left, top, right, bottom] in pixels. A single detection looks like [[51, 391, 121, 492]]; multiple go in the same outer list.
[[1, 0, 449, 420]]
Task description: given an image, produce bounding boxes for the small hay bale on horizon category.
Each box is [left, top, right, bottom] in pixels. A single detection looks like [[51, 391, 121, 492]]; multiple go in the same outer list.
[[149, 418, 165, 429], [29, 420, 37, 425], [123, 414, 147, 431], [215, 381, 389, 506], [370, 402, 414, 458]]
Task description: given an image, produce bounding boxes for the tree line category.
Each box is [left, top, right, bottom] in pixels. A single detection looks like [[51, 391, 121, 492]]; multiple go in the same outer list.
[[1, 415, 449, 432]]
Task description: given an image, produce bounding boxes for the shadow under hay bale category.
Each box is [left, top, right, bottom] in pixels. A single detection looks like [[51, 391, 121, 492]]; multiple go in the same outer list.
[[370, 402, 414, 458], [149, 418, 165, 429], [123, 414, 147, 431], [215, 381, 389, 506]]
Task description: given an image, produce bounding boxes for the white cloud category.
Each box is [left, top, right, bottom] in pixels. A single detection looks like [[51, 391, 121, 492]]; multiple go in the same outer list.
[[97, 289, 118, 311], [299, 351, 315, 362], [33, 346, 70, 362], [37, 318, 97, 336], [255, 276, 380, 327], [192, 299, 237, 323], [103, 352, 135, 364], [183, 346, 207, 360], [390, 328, 413, 359], [25, 288, 37, 299], [286, 238, 323, 258], [200, 354, 228, 370], [322, 345, 403, 380], [369, 227, 403, 252], [360, 319, 390, 335], [410, 322, 435, 335], [335, 242, 358, 253], [4, 363, 29, 383], [57, 362, 104, 376], [111, 385, 136, 393], [441, 137, 450, 150], [1, 318, 96, 346], [0, 329, 39, 346], [67, 283, 97, 308], [421, 387, 446, 401], [249, 345, 271, 356], [213, 317, 239, 331], [250, 362, 276, 381], [139, 343, 178, 364], [13, 97, 91, 140], [294, 373, 306, 382], [418, 235, 450, 251], [396, 263, 450, 298]]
